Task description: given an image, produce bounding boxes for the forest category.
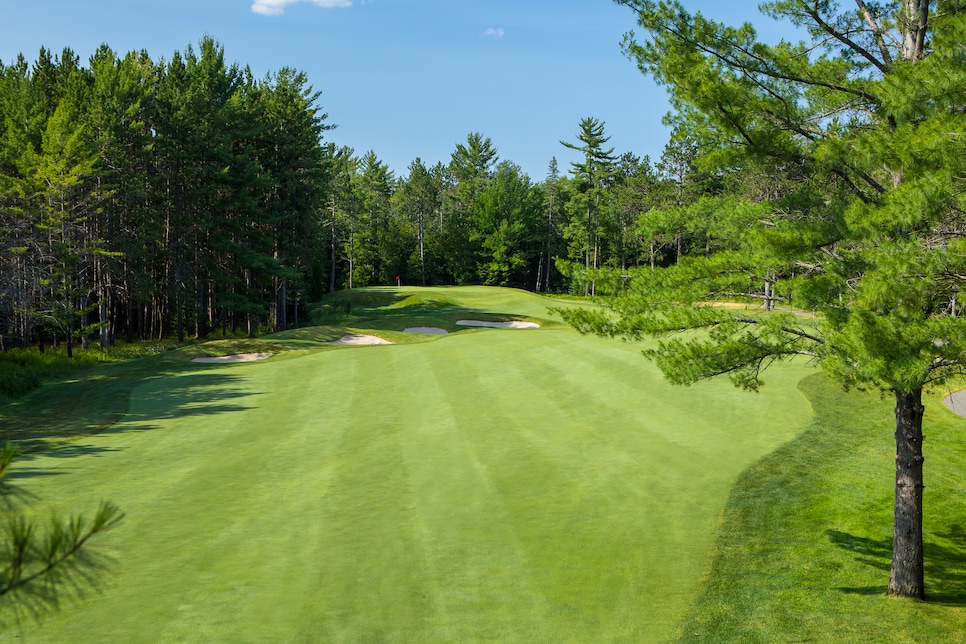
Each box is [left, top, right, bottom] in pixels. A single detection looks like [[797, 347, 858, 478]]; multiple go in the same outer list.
[[0, 36, 774, 351]]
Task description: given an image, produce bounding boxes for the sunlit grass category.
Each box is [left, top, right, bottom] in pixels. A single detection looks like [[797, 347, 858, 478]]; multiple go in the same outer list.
[[0, 286, 811, 641], [679, 376, 966, 642], [3, 287, 963, 641]]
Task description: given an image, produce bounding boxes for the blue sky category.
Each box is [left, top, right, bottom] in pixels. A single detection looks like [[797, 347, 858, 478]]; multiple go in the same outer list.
[[1, 0, 793, 180]]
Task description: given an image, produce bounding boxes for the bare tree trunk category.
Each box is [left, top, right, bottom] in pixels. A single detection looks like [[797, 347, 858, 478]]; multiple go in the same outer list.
[[330, 203, 338, 293], [535, 252, 544, 293], [417, 208, 426, 287], [176, 265, 184, 345], [889, 388, 925, 599], [66, 293, 74, 359], [100, 297, 108, 349], [279, 277, 287, 331], [348, 231, 355, 289], [272, 242, 287, 332], [81, 293, 90, 351]]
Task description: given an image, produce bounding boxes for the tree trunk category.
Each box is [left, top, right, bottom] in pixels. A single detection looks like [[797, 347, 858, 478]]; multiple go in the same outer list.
[[66, 300, 74, 360], [330, 206, 338, 294], [417, 212, 426, 287], [535, 252, 544, 293], [81, 293, 90, 351], [889, 387, 925, 599], [176, 272, 184, 345], [99, 292, 108, 349], [280, 277, 287, 331]]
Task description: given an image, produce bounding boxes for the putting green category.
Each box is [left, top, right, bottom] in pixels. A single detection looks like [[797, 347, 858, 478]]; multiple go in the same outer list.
[[2, 291, 816, 641]]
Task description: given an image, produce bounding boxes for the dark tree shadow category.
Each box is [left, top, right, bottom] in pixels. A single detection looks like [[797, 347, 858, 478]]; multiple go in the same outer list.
[[117, 372, 260, 423], [313, 288, 554, 332], [828, 529, 966, 604], [1, 364, 261, 457], [8, 443, 123, 463]]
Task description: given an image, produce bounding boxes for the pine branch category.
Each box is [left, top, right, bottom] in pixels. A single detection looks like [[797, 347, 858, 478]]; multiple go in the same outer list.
[[0, 502, 123, 600], [804, 0, 892, 74]]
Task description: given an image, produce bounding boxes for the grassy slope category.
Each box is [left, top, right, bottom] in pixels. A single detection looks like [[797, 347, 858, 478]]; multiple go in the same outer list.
[[1, 287, 814, 642], [679, 375, 966, 642]]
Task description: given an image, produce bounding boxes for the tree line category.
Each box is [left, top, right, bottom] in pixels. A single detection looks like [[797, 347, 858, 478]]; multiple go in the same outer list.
[[0, 36, 773, 352]]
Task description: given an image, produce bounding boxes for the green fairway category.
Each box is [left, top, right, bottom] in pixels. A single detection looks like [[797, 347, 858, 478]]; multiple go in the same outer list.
[[2, 287, 815, 641]]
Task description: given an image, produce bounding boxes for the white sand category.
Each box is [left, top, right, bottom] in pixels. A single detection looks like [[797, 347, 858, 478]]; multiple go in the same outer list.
[[330, 334, 393, 345], [191, 352, 272, 363], [943, 390, 966, 419], [403, 327, 449, 334], [456, 319, 540, 329]]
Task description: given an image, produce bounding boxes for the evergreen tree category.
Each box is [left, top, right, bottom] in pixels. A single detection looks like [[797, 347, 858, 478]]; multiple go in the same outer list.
[[394, 158, 440, 286], [562, 0, 966, 598], [536, 158, 563, 292], [444, 133, 497, 284], [353, 150, 396, 286], [472, 161, 541, 287], [86, 46, 157, 346], [252, 67, 329, 325], [561, 117, 617, 294]]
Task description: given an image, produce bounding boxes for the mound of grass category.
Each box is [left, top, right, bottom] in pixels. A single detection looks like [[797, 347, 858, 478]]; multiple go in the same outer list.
[[679, 374, 966, 642], [386, 292, 458, 310]]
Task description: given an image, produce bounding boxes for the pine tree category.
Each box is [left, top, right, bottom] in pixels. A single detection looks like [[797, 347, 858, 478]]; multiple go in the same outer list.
[[561, 0, 966, 599], [561, 117, 617, 295]]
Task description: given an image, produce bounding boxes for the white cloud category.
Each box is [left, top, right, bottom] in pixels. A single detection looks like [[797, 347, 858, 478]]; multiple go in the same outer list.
[[252, 0, 351, 16], [483, 27, 505, 38]]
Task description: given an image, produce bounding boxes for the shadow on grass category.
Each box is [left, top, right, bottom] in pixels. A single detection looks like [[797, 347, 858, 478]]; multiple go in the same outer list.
[[14, 442, 123, 461], [5, 468, 72, 480], [828, 529, 966, 604], [310, 288, 552, 332], [0, 357, 259, 455], [118, 372, 259, 422]]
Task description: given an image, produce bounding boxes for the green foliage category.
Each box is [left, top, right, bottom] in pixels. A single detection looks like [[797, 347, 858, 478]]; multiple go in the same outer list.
[[606, 0, 966, 393], [0, 38, 336, 348], [472, 161, 542, 287]]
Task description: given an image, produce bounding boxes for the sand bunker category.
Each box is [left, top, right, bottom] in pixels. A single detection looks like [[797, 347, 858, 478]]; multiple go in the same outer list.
[[191, 352, 272, 363], [456, 320, 540, 329], [330, 334, 393, 345], [944, 390, 966, 419], [404, 327, 449, 334]]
